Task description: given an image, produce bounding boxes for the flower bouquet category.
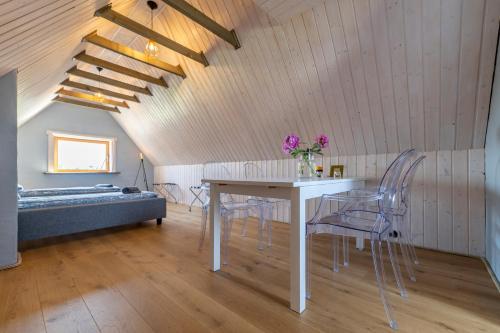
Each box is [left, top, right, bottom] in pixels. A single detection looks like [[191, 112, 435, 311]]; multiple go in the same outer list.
[[282, 134, 329, 178]]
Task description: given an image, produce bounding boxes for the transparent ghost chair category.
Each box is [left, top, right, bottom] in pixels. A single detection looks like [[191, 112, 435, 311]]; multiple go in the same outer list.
[[239, 162, 282, 250], [341, 156, 426, 282], [198, 162, 266, 264], [199, 162, 248, 248], [333, 149, 417, 268], [306, 149, 415, 330]]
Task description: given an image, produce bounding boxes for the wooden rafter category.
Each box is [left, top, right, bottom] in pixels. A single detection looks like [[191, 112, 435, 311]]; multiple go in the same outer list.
[[95, 4, 209, 66], [53, 96, 120, 113], [161, 0, 240, 49], [82, 31, 186, 78], [73, 51, 168, 87], [60, 79, 139, 103], [56, 88, 129, 108], [67, 66, 152, 95]]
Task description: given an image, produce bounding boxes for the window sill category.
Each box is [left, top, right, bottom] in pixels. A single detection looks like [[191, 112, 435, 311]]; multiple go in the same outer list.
[[44, 172, 121, 175]]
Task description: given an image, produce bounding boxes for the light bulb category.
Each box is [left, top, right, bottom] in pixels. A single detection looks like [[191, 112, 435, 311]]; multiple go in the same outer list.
[[95, 91, 104, 102], [144, 40, 159, 58]]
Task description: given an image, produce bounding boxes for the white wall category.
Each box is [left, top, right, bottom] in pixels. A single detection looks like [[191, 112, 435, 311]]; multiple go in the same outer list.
[[18, 102, 154, 190], [0, 70, 18, 268], [156, 149, 486, 257], [485, 35, 500, 281]]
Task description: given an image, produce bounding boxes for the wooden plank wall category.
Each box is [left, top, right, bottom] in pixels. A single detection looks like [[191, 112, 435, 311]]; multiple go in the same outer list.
[[253, 0, 325, 23], [155, 149, 486, 257], [111, 0, 500, 166]]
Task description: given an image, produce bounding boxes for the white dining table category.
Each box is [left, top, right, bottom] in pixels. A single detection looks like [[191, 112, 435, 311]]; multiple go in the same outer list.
[[202, 177, 366, 313]]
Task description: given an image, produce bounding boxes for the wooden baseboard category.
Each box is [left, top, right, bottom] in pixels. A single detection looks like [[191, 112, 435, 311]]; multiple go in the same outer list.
[[482, 257, 500, 293], [0, 253, 22, 271]]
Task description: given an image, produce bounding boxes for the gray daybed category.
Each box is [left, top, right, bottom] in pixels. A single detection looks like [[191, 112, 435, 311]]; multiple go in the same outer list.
[[18, 186, 166, 241]]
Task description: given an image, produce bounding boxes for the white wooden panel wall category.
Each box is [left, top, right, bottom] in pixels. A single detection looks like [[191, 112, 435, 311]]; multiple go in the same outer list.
[[155, 149, 486, 257], [3, 0, 498, 166], [253, 0, 324, 23], [110, 0, 500, 166]]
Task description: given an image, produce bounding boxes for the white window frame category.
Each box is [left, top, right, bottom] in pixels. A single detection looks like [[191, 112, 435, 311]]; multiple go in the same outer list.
[[47, 130, 117, 173]]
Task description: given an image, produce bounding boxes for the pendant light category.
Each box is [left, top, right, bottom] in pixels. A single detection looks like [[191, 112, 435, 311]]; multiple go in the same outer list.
[[144, 1, 159, 58], [95, 66, 104, 102]]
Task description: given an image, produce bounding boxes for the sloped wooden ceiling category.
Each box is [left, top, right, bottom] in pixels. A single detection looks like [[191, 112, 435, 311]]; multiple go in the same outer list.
[[254, 0, 325, 23], [6, 0, 500, 166], [0, 0, 150, 124]]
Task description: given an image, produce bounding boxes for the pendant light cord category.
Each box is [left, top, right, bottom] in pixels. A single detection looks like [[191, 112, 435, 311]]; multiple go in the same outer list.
[[150, 9, 153, 30]]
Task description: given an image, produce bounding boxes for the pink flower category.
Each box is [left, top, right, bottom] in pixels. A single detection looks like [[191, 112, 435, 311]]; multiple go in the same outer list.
[[282, 134, 300, 154], [315, 134, 329, 149]]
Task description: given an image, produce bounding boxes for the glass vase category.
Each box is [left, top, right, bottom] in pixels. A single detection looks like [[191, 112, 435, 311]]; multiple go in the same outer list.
[[297, 152, 316, 178]]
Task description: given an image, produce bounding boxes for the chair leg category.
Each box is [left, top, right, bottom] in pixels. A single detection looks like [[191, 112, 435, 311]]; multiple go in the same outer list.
[[240, 212, 249, 237], [332, 235, 339, 272], [306, 233, 312, 299], [386, 239, 408, 298], [404, 220, 419, 265], [408, 239, 419, 265], [397, 217, 416, 282], [198, 207, 208, 251], [371, 240, 398, 330], [223, 215, 233, 265], [257, 207, 265, 250], [343, 236, 349, 267], [267, 205, 273, 247]]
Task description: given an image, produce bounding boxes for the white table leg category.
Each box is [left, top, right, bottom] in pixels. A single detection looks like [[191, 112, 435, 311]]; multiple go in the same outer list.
[[290, 188, 306, 313], [210, 185, 221, 271]]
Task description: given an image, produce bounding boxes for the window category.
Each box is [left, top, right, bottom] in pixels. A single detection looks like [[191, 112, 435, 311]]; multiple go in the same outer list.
[[47, 131, 116, 173]]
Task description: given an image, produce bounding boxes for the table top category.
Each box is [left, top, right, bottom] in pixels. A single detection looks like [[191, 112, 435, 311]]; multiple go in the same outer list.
[[201, 177, 366, 188]]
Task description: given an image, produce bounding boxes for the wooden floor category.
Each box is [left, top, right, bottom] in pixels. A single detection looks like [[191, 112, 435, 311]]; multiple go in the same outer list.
[[1, 204, 499, 333]]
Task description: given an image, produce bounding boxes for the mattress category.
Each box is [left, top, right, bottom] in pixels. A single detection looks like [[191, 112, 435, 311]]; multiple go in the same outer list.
[[18, 191, 158, 210], [19, 186, 121, 198]]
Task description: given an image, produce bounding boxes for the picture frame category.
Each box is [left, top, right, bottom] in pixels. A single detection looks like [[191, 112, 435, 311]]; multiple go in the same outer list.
[[329, 164, 344, 179]]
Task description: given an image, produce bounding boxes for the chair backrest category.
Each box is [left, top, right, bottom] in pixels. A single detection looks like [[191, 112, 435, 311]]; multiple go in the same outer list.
[[244, 162, 264, 179], [400, 155, 426, 209], [377, 149, 417, 216], [308, 149, 417, 226], [201, 161, 234, 204], [202, 161, 231, 180]]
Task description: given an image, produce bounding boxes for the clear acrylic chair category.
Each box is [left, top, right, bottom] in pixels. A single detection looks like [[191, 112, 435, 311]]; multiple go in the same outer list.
[[199, 189, 262, 264], [198, 162, 267, 263], [240, 162, 280, 249], [333, 149, 417, 268], [198, 162, 248, 249], [343, 155, 425, 282], [306, 149, 415, 330], [342, 156, 425, 282]]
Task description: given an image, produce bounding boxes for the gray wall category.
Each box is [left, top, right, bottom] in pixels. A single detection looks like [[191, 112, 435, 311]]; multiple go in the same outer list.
[[486, 39, 500, 282], [0, 70, 18, 268], [18, 102, 153, 190]]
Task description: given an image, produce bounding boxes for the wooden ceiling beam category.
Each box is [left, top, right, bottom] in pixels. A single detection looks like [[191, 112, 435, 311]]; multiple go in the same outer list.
[[60, 79, 140, 103], [53, 96, 121, 113], [82, 31, 186, 78], [73, 51, 168, 88], [95, 4, 209, 66], [161, 0, 240, 49], [56, 88, 129, 108], [66, 66, 152, 95]]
